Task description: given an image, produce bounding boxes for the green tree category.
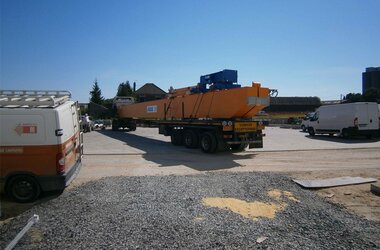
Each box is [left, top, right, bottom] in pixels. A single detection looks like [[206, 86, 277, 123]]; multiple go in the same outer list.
[[90, 79, 104, 104], [344, 93, 364, 103], [363, 88, 380, 103], [117, 81, 134, 96]]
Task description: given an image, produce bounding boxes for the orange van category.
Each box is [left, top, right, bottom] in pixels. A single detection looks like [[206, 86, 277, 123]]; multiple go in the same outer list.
[[0, 90, 83, 202]]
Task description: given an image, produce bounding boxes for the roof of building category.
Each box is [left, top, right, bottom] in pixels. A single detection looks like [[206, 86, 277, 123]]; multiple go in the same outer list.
[[135, 83, 167, 95]]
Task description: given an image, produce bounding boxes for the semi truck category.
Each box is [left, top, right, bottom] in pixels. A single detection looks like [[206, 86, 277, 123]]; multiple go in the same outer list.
[[112, 70, 270, 153]]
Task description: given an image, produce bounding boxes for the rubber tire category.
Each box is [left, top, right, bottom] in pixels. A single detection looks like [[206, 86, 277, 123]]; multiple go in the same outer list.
[[301, 125, 306, 132], [200, 132, 217, 153], [308, 127, 315, 136], [129, 123, 137, 131], [7, 175, 41, 203], [183, 130, 199, 148], [171, 130, 183, 146], [230, 143, 248, 151]]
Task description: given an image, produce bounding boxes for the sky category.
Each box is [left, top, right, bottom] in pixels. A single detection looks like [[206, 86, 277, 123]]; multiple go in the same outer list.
[[1, 0, 379, 102]]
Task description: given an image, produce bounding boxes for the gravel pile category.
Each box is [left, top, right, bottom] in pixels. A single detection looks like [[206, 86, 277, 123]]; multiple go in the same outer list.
[[1, 172, 379, 249]]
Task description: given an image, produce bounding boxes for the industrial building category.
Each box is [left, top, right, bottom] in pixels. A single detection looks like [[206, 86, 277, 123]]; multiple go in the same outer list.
[[362, 67, 380, 94]]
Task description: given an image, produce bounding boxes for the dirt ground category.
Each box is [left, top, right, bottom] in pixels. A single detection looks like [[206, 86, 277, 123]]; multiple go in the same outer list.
[[288, 168, 380, 221]]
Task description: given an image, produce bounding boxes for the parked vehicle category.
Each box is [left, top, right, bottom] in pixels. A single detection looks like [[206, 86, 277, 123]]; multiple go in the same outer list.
[[301, 112, 315, 132], [0, 90, 83, 202], [94, 119, 106, 130], [308, 102, 379, 138], [112, 70, 270, 153], [80, 114, 94, 132]]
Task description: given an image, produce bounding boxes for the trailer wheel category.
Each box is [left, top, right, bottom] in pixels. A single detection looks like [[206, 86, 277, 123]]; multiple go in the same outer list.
[[342, 129, 350, 139], [112, 120, 119, 131], [129, 124, 136, 131], [6, 175, 41, 203], [183, 130, 199, 148], [171, 130, 183, 146], [308, 127, 315, 136], [200, 132, 217, 153]]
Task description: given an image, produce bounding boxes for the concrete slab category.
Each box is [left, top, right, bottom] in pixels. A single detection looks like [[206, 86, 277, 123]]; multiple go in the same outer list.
[[293, 176, 377, 189]]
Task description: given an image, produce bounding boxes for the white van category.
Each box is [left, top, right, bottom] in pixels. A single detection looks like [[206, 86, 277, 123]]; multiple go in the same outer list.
[[308, 102, 379, 138], [301, 112, 315, 132], [0, 90, 83, 202]]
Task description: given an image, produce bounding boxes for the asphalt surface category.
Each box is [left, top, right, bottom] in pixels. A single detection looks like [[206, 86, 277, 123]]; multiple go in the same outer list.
[[1, 172, 379, 249]]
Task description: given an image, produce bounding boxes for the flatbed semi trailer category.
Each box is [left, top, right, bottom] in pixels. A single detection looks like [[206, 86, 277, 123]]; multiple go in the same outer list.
[[112, 70, 270, 153]]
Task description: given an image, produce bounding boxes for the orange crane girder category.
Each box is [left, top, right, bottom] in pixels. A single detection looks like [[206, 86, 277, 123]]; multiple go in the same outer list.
[[117, 83, 269, 120]]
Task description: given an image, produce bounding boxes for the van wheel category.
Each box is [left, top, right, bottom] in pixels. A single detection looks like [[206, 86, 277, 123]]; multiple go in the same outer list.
[[200, 132, 217, 153], [6, 175, 41, 203], [308, 127, 315, 136], [183, 130, 199, 148], [301, 125, 306, 132]]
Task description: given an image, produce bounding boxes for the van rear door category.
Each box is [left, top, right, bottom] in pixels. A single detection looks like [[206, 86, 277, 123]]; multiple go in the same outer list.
[[356, 103, 378, 130], [55, 102, 80, 175]]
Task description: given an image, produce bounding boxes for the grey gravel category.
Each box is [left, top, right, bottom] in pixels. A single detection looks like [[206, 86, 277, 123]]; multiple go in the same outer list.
[[1, 172, 379, 249]]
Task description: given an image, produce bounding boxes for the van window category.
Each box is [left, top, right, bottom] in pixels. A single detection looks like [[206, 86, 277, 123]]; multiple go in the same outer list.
[[310, 112, 319, 121]]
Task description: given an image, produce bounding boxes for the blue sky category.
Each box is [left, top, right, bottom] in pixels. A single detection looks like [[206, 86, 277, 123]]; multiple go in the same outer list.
[[1, 0, 379, 102]]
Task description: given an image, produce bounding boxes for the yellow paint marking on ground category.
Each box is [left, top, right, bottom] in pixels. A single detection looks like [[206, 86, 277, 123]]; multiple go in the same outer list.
[[202, 197, 286, 220], [202, 189, 299, 220]]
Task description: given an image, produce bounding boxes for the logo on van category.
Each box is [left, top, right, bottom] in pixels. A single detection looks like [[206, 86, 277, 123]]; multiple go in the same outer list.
[[14, 124, 38, 135]]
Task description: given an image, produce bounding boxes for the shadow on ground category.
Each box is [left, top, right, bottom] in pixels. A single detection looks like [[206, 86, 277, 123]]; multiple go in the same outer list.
[[95, 129, 256, 171], [0, 191, 61, 221], [305, 134, 380, 144]]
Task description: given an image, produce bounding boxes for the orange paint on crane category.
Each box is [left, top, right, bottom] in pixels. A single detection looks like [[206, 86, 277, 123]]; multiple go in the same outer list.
[[117, 82, 270, 120]]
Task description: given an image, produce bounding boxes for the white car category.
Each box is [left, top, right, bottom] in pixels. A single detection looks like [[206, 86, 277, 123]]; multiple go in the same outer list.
[[94, 120, 105, 130]]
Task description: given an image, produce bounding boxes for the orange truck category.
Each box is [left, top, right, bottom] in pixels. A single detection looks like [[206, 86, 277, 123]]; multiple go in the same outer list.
[[0, 90, 83, 202], [112, 70, 270, 153]]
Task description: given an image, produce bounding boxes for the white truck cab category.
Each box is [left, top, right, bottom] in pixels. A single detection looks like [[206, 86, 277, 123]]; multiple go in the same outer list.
[[308, 102, 379, 138]]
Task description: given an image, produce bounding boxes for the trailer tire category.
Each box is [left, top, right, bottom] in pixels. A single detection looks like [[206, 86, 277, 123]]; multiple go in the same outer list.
[[6, 175, 41, 203], [200, 132, 217, 153], [183, 130, 199, 148], [308, 127, 315, 136], [112, 120, 119, 131], [342, 128, 350, 139], [129, 123, 136, 131], [171, 130, 183, 146]]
